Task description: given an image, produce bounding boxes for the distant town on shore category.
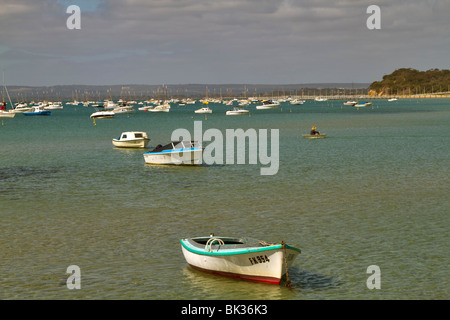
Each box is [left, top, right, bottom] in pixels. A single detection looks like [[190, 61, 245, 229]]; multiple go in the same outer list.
[[4, 68, 450, 101]]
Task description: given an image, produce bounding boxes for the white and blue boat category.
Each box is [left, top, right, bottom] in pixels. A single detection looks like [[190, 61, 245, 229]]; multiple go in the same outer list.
[[23, 106, 51, 116], [143, 141, 203, 165], [180, 235, 301, 284]]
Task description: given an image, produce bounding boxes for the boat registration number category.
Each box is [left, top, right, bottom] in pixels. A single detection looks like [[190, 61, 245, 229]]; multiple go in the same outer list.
[[248, 255, 270, 265]]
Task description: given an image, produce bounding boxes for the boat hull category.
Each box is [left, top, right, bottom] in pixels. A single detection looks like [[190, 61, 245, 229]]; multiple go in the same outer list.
[[148, 104, 170, 112], [44, 105, 63, 110], [226, 110, 249, 115], [143, 149, 203, 165], [180, 237, 301, 284], [12, 108, 32, 113], [302, 134, 326, 139], [0, 111, 15, 118], [354, 102, 372, 107], [148, 109, 169, 112], [23, 111, 51, 116], [112, 107, 135, 114], [195, 109, 212, 114], [256, 105, 278, 110], [113, 138, 150, 148], [90, 111, 115, 119]]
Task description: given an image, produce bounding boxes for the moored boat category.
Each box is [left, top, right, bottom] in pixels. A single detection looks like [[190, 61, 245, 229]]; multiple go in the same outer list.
[[143, 141, 203, 165], [256, 100, 280, 109], [148, 104, 170, 112], [226, 106, 249, 115], [354, 102, 372, 107], [290, 99, 304, 105], [112, 105, 135, 114], [12, 103, 32, 113], [103, 100, 119, 110], [1, 72, 16, 117], [194, 107, 212, 114], [90, 110, 115, 119], [0, 110, 15, 118], [0, 102, 15, 118], [180, 235, 301, 284], [343, 101, 357, 106], [44, 102, 63, 110], [23, 106, 51, 116], [112, 131, 150, 148]]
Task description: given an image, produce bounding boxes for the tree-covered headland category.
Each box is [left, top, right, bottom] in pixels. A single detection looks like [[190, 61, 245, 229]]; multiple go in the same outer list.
[[369, 68, 450, 96]]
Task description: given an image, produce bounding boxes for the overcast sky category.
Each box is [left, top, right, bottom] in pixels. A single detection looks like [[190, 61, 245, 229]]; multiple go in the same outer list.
[[0, 0, 449, 86]]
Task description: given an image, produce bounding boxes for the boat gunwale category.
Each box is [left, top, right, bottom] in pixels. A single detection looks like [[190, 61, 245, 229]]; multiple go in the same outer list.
[[143, 147, 204, 155], [180, 237, 301, 256]]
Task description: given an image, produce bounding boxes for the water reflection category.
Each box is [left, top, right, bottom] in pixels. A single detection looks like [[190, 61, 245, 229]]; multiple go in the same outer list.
[[287, 267, 342, 291], [182, 267, 285, 300], [0, 166, 59, 182], [181, 265, 341, 300], [181, 266, 341, 300]]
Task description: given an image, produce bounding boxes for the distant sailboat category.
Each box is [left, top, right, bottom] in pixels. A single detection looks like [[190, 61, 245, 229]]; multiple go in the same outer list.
[[0, 71, 16, 118]]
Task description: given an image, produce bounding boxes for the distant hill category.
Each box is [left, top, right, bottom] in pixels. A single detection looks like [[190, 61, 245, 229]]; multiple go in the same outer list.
[[369, 68, 450, 96], [5, 83, 369, 101]]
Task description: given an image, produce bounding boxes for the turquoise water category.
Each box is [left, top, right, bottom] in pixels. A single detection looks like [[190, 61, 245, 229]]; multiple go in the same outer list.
[[0, 99, 449, 299]]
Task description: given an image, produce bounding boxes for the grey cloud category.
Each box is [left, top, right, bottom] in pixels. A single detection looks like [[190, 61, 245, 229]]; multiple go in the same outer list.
[[0, 0, 449, 85]]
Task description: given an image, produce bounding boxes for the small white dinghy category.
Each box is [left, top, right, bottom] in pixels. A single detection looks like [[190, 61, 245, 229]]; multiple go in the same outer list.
[[180, 235, 301, 285]]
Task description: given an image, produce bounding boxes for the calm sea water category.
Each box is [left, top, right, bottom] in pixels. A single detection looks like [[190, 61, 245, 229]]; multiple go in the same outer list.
[[0, 98, 448, 300]]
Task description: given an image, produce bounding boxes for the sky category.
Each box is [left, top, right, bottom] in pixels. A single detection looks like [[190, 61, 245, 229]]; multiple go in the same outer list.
[[0, 0, 449, 86]]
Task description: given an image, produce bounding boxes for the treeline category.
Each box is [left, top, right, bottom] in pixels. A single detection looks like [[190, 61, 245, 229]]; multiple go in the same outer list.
[[369, 68, 450, 96]]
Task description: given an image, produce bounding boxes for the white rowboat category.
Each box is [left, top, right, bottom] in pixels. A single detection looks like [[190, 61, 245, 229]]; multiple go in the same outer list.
[[180, 236, 301, 284]]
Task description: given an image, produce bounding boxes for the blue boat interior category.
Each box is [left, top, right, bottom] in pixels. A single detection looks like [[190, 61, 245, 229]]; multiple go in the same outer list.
[[149, 141, 200, 153]]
